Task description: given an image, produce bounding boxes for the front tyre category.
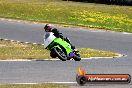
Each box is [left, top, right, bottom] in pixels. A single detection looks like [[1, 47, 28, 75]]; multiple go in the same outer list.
[[74, 54, 81, 61], [53, 47, 67, 61]]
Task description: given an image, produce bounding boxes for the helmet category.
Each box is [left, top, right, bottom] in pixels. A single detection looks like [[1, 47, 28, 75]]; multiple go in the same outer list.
[[44, 24, 53, 32]]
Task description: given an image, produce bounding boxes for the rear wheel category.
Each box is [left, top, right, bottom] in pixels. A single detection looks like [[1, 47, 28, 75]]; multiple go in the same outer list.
[[50, 49, 57, 58], [53, 47, 67, 61]]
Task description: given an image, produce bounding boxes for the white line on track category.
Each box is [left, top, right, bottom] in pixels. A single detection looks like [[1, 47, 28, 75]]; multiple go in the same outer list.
[[122, 32, 132, 35], [3, 82, 77, 85], [0, 53, 124, 62], [44, 82, 77, 84], [0, 59, 32, 62]]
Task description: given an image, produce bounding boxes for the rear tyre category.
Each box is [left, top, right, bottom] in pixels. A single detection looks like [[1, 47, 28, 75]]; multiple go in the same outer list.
[[53, 47, 67, 61], [50, 49, 57, 58]]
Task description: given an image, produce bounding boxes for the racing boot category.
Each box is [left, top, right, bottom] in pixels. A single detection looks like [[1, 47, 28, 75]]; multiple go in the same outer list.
[[67, 52, 75, 60]]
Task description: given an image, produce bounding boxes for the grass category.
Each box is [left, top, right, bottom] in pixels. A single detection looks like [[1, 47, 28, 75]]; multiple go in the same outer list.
[[0, 39, 51, 60], [0, 39, 118, 60], [0, 84, 69, 88], [0, 0, 131, 32]]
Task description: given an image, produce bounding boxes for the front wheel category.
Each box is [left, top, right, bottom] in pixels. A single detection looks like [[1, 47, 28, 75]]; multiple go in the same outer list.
[[74, 54, 81, 61], [53, 47, 67, 61]]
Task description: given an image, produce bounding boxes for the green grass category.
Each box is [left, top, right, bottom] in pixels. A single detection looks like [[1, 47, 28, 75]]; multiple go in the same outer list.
[[0, 0, 131, 32], [0, 84, 69, 88], [0, 39, 118, 60], [0, 39, 51, 60]]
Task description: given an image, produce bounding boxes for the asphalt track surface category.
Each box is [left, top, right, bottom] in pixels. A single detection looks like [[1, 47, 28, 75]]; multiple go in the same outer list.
[[0, 19, 132, 88]]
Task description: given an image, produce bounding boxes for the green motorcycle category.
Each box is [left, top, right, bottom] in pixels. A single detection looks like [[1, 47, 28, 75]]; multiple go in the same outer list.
[[44, 32, 81, 61]]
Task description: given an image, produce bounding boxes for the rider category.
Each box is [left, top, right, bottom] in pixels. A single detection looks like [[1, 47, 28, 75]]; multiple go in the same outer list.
[[44, 24, 75, 50]]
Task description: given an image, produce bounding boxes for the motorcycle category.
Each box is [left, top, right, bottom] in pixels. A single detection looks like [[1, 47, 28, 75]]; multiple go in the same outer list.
[[44, 32, 81, 61]]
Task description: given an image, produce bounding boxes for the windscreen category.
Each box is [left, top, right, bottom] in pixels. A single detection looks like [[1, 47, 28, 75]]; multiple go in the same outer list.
[[45, 33, 50, 39]]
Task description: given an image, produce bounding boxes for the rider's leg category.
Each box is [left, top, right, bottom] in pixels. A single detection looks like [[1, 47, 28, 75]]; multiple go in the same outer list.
[[67, 52, 75, 60]]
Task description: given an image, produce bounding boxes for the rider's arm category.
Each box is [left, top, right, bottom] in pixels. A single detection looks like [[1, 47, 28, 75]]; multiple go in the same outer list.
[[52, 28, 59, 35], [52, 28, 63, 38]]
